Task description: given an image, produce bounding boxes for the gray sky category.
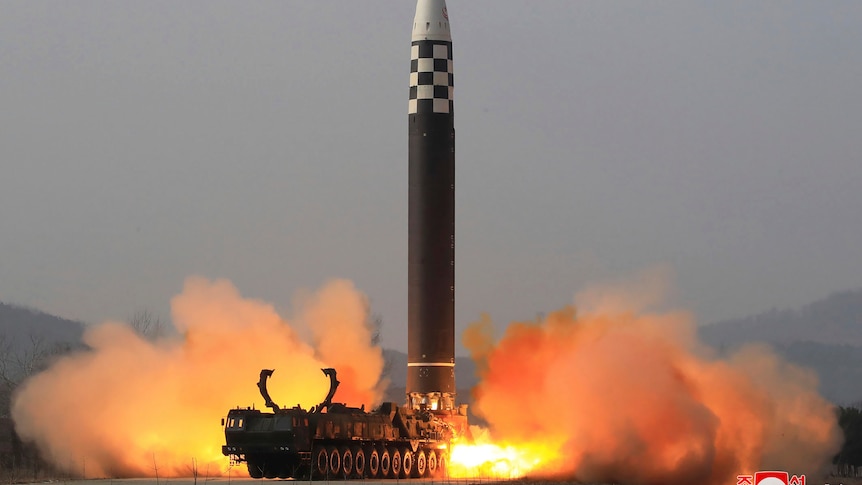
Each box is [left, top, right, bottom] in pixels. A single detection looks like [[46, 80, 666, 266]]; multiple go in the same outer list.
[[1, 1, 860, 352]]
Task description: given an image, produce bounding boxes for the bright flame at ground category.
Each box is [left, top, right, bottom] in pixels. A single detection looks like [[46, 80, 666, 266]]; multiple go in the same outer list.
[[448, 427, 561, 479], [460, 270, 842, 484]]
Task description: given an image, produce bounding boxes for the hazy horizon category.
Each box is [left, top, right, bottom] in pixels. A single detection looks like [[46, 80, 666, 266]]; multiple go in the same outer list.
[[2, 1, 861, 352]]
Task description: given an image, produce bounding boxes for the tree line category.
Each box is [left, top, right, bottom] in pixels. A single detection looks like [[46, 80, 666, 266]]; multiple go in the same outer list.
[[835, 404, 862, 477], [0, 310, 164, 480], [0, 333, 72, 480]]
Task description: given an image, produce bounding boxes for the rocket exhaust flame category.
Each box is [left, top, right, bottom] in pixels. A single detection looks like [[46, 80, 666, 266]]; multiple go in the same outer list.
[[11, 277, 386, 478], [9, 274, 843, 483], [452, 274, 842, 484], [448, 427, 560, 479]]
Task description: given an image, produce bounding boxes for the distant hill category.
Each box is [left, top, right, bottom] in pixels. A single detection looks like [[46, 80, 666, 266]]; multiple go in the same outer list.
[[773, 341, 862, 405], [0, 302, 86, 414], [0, 302, 85, 348], [699, 289, 862, 348], [698, 289, 862, 405]]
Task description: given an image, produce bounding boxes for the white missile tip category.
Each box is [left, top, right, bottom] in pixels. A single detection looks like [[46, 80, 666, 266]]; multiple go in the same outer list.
[[412, 0, 452, 42]]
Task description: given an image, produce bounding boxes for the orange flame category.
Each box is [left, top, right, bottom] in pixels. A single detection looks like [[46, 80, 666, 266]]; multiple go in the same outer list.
[[448, 427, 562, 479]]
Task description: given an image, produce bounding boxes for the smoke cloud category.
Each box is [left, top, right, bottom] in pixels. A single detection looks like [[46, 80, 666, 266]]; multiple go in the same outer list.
[[12, 271, 842, 483], [464, 271, 842, 485], [11, 277, 385, 478]]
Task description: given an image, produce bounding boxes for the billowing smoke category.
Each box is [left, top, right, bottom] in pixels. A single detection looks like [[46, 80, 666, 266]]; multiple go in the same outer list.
[[11, 277, 386, 478], [463, 272, 842, 485]]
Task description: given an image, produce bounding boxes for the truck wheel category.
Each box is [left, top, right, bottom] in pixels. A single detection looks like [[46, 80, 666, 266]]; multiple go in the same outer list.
[[427, 449, 438, 477], [312, 447, 328, 479], [340, 446, 353, 478], [295, 463, 311, 481], [367, 448, 380, 478], [379, 448, 391, 478], [327, 446, 341, 477], [247, 460, 264, 479], [389, 448, 402, 479], [414, 449, 426, 478], [438, 453, 447, 477], [353, 447, 366, 478], [400, 449, 413, 478]]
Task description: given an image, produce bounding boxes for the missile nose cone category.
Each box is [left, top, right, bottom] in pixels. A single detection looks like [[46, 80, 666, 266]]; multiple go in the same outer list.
[[412, 0, 452, 42]]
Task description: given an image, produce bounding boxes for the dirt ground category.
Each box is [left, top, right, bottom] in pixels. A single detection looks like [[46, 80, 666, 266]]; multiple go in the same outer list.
[[15, 476, 862, 485], [508, 477, 862, 485]]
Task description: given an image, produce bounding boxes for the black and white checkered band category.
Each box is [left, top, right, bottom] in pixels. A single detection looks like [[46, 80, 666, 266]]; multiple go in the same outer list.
[[409, 40, 453, 115]]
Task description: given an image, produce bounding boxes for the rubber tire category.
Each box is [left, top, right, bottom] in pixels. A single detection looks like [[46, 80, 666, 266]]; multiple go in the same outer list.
[[247, 460, 264, 479], [389, 448, 402, 479], [327, 446, 341, 478], [340, 446, 353, 478], [313, 447, 329, 479], [353, 447, 366, 478], [379, 448, 391, 478], [401, 449, 413, 479], [367, 448, 380, 478], [414, 449, 427, 478], [427, 449, 438, 477]]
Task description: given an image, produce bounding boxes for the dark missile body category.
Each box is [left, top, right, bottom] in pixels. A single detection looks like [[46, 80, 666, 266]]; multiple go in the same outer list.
[[406, 3, 457, 411]]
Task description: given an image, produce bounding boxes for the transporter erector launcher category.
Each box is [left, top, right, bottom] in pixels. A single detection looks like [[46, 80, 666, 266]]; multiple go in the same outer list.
[[219, 4, 467, 480], [407, 0, 457, 413]]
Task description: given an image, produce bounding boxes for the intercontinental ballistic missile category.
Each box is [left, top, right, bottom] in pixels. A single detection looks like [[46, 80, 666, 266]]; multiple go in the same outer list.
[[406, 0, 457, 412]]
